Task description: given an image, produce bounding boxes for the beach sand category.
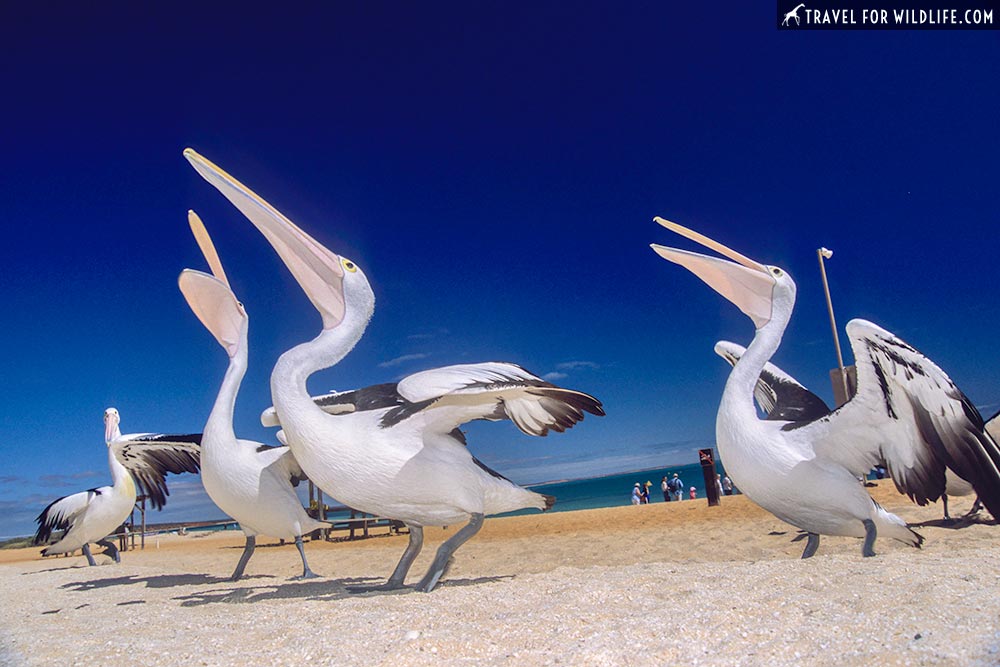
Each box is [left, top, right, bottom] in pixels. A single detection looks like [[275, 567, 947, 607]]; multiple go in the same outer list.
[[2, 480, 998, 666]]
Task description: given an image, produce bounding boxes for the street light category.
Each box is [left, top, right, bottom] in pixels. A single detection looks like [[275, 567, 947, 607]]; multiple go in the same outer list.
[[817, 247, 850, 404]]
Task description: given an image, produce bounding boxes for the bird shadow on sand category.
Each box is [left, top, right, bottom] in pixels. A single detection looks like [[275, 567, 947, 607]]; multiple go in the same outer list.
[[173, 574, 514, 606], [173, 576, 380, 606], [60, 573, 267, 592], [910, 515, 998, 530]]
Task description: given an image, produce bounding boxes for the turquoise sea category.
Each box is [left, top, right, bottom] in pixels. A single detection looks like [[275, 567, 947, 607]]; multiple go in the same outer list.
[[514, 460, 732, 516]]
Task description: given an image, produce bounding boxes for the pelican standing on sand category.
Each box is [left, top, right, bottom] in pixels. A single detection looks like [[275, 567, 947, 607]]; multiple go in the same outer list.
[[179, 211, 326, 580], [34, 408, 201, 565], [184, 148, 604, 591], [652, 218, 1000, 557], [714, 340, 1000, 523]]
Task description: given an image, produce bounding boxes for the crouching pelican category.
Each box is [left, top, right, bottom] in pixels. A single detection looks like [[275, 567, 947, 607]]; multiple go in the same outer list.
[[714, 340, 1000, 524], [179, 211, 326, 580], [34, 408, 201, 565], [184, 148, 604, 591], [650, 219, 951, 558]]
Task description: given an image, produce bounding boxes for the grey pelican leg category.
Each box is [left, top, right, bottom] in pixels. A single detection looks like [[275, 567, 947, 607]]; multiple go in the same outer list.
[[231, 535, 256, 581], [385, 524, 424, 589], [942, 494, 952, 521], [861, 519, 877, 557], [96, 538, 120, 563], [964, 496, 983, 518], [81, 543, 97, 566], [291, 535, 319, 580], [801, 533, 820, 559], [414, 513, 484, 593]]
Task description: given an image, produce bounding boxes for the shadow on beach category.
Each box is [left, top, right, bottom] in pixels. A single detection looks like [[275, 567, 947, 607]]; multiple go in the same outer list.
[[59, 572, 253, 591], [910, 515, 998, 530], [172, 574, 514, 606]]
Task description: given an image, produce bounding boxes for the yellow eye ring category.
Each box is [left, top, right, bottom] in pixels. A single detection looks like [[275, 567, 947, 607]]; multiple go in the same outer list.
[[341, 258, 358, 273]]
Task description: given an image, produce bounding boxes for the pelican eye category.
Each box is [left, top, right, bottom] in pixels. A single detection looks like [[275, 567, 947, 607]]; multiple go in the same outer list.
[[341, 258, 358, 273], [771, 267, 783, 277]]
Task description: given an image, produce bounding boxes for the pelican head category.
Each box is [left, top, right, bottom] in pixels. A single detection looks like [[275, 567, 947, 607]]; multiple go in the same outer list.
[[178, 269, 248, 359], [650, 217, 796, 330], [104, 407, 121, 445], [183, 148, 374, 333]]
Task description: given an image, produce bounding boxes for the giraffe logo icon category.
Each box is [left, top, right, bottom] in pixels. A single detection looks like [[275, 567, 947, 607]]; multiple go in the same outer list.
[[783, 3, 806, 26]]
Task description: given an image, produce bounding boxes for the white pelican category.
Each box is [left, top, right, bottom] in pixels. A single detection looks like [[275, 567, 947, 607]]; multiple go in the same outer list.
[[34, 408, 201, 565], [650, 218, 1000, 557], [179, 211, 326, 581], [184, 148, 604, 591], [714, 340, 1000, 523]]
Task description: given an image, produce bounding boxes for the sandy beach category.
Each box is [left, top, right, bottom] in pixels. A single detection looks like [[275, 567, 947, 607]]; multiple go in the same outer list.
[[2, 480, 998, 666]]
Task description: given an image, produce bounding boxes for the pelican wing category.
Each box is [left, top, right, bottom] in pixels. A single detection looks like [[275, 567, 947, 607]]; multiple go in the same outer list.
[[255, 443, 307, 486], [262, 363, 604, 438], [714, 341, 831, 421], [113, 434, 202, 510], [261, 386, 393, 427], [806, 319, 1000, 513], [33, 488, 101, 544], [395, 362, 605, 437]]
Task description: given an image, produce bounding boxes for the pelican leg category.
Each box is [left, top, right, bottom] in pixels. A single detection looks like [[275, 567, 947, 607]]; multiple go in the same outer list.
[[384, 524, 424, 589], [291, 535, 319, 580], [231, 535, 256, 581], [942, 494, 952, 521], [414, 513, 484, 593], [81, 543, 97, 566], [801, 533, 820, 559], [861, 519, 877, 557], [964, 496, 983, 518], [96, 538, 121, 563]]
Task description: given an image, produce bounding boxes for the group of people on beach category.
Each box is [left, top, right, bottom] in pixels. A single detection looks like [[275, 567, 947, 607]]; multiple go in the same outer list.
[[630, 471, 735, 505]]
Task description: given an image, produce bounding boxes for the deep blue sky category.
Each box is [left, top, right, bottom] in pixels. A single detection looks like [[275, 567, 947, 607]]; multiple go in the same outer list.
[[2, 4, 998, 537]]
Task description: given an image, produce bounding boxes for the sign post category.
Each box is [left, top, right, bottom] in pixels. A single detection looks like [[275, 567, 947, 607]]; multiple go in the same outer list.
[[700, 448, 720, 507]]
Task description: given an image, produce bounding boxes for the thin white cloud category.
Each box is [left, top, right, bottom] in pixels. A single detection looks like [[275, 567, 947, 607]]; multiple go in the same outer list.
[[542, 372, 568, 381], [555, 360, 600, 371], [407, 328, 450, 341], [38, 471, 102, 487], [378, 353, 430, 369]]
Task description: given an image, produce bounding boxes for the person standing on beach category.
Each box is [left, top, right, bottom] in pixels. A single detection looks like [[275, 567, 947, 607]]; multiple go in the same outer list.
[[689, 486, 697, 500], [642, 481, 653, 504], [631, 483, 642, 505], [661, 476, 671, 502], [669, 473, 684, 501], [715, 474, 724, 499], [722, 475, 734, 496]]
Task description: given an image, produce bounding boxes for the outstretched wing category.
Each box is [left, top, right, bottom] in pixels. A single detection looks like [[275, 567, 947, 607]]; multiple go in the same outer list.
[[113, 434, 202, 510], [394, 362, 604, 437], [263, 362, 604, 439], [260, 384, 399, 427], [714, 341, 831, 422], [805, 319, 1000, 514], [33, 489, 100, 544]]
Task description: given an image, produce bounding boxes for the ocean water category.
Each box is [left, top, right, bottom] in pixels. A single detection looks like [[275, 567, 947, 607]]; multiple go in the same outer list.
[[512, 461, 734, 516]]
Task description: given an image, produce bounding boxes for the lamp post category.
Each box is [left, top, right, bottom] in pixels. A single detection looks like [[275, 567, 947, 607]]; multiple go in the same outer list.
[[817, 247, 851, 404]]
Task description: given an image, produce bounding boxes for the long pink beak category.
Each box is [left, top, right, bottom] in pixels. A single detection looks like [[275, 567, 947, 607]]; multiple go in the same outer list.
[[651, 217, 776, 329], [184, 149, 348, 331]]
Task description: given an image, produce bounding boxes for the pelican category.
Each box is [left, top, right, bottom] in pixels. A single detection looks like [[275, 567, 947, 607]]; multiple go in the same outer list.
[[714, 340, 1000, 523], [34, 408, 201, 565], [184, 148, 604, 591], [179, 211, 326, 580], [651, 218, 1000, 557]]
